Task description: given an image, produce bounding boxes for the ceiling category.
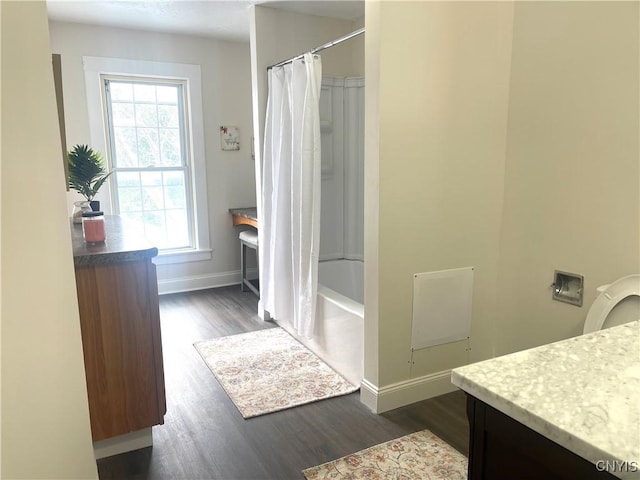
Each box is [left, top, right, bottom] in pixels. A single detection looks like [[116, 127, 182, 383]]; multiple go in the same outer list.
[[46, 0, 364, 43]]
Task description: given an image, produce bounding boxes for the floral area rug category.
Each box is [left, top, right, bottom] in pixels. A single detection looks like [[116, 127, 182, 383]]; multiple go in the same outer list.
[[303, 429, 468, 480], [194, 328, 358, 418]]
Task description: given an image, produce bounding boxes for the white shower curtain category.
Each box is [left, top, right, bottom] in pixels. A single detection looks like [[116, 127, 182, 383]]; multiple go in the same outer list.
[[261, 53, 322, 338]]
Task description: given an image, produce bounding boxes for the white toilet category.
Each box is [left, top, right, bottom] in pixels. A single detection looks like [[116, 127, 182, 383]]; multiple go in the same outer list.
[[583, 274, 640, 334]]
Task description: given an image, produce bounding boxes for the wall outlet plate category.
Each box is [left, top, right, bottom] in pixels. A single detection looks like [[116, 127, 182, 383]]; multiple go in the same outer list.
[[552, 270, 584, 307]]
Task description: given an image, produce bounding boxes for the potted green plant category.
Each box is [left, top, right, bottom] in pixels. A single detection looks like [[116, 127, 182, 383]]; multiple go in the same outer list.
[[67, 144, 113, 213]]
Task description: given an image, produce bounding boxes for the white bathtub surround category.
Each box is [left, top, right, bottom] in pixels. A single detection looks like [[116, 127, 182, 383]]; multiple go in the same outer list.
[[318, 258, 364, 304], [261, 53, 323, 338], [342, 77, 365, 262], [319, 76, 364, 263], [278, 259, 364, 386], [278, 295, 363, 387], [452, 321, 640, 478]]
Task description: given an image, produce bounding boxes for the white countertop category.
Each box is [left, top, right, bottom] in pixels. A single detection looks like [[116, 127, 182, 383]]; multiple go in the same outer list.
[[452, 321, 640, 479]]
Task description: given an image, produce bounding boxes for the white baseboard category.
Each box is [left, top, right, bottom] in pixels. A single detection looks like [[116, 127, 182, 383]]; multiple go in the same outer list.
[[360, 369, 458, 413], [93, 428, 152, 460], [157, 268, 257, 295]]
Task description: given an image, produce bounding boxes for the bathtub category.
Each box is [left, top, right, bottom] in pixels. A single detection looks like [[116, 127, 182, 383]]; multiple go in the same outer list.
[[276, 259, 364, 386]]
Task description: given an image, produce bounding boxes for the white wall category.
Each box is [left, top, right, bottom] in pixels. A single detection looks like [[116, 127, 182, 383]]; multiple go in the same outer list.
[[496, 1, 640, 355], [48, 22, 255, 293], [1, 2, 97, 478], [363, 0, 382, 405], [364, 0, 639, 413], [250, 6, 363, 173], [351, 17, 365, 77], [249, 6, 363, 180], [363, 1, 515, 412]]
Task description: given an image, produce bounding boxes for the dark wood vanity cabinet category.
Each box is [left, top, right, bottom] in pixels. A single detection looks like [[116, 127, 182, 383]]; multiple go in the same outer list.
[[466, 395, 617, 480]]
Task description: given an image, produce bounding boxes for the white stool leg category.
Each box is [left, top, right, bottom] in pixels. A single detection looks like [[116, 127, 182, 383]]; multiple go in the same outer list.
[[239, 230, 259, 297], [240, 240, 247, 292]]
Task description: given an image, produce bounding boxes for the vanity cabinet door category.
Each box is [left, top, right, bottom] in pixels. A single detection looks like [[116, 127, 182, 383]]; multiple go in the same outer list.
[[75, 259, 166, 441], [466, 395, 617, 480]]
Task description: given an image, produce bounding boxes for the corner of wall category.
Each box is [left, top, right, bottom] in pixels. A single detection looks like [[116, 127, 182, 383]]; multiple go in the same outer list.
[[1, 2, 98, 478]]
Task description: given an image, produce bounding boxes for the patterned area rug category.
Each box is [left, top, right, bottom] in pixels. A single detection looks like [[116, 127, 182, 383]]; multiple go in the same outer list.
[[303, 429, 467, 480], [194, 328, 358, 418]]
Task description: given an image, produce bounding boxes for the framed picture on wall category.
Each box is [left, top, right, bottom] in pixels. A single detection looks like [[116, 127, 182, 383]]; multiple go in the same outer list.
[[220, 126, 240, 151]]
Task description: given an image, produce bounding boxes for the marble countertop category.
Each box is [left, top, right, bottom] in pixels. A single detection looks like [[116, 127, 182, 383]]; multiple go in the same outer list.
[[71, 215, 158, 266], [452, 321, 640, 478]]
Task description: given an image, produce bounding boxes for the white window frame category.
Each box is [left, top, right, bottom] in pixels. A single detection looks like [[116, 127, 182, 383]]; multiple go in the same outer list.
[[103, 76, 194, 250], [83, 56, 211, 264]]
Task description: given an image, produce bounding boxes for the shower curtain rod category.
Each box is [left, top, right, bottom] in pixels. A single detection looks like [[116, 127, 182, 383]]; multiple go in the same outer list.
[[267, 27, 365, 70]]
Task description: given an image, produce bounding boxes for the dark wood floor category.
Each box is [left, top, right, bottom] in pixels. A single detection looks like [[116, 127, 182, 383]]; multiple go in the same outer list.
[[97, 286, 469, 480]]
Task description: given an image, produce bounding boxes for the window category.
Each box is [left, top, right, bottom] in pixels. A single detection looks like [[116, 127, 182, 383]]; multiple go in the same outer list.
[[83, 57, 210, 264], [104, 78, 191, 250]]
